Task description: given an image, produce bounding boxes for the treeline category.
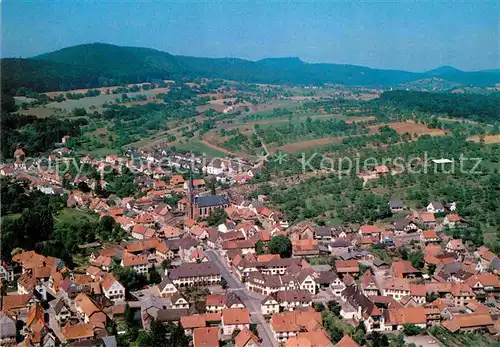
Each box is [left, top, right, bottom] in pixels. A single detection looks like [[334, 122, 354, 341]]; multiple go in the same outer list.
[[0, 113, 87, 159], [1, 179, 126, 264], [379, 91, 500, 123]]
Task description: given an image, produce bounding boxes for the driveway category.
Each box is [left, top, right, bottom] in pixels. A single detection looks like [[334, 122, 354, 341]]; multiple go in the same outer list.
[[205, 249, 277, 347]]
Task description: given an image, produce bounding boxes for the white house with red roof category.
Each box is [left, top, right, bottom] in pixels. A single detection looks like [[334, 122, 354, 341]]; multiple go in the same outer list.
[[101, 274, 125, 304]]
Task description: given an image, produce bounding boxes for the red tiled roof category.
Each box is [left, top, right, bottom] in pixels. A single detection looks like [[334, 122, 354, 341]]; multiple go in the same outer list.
[[193, 327, 219, 347], [335, 335, 360, 347], [391, 260, 420, 277], [359, 225, 383, 235], [222, 308, 249, 325]]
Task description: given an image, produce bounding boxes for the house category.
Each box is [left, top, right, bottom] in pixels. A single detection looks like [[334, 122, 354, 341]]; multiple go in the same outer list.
[[382, 278, 410, 301], [221, 308, 250, 336], [261, 295, 280, 315], [101, 274, 125, 304], [335, 260, 359, 276], [171, 293, 190, 309], [384, 306, 426, 331], [334, 335, 360, 347], [466, 273, 500, 294], [390, 260, 421, 278], [427, 201, 445, 213], [270, 310, 323, 343], [475, 246, 497, 269], [414, 212, 437, 227], [157, 276, 178, 297], [275, 290, 312, 311], [359, 225, 384, 237], [0, 166, 14, 177], [445, 239, 466, 254], [205, 292, 244, 313], [53, 298, 71, 324], [168, 262, 221, 287], [375, 165, 389, 176], [360, 270, 379, 296], [328, 240, 351, 257], [1, 293, 32, 317], [235, 327, 261, 347], [193, 327, 219, 347], [292, 239, 320, 258], [389, 198, 404, 213], [441, 313, 494, 333], [0, 262, 14, 282], [442, 214, 464, 229], [62, 323, 97, 343], [131, 224, 155, 240], [420, 230, 440, 243], [450, 283, 475, 306], [410, 284, 427, 304], [393, 218, 419, 234], [296, 270, 317, 295], [319, 272, 345, 297], [74, 293, 107, 327], [162, 226, 183, 240], [314, 227, 334, 242], [181, 314, 207, 335], [287, 331, 333, 347], [120, 252, 150, 274]]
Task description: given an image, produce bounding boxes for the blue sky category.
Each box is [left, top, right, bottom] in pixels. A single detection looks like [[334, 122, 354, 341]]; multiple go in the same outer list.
[[2, 1, 498, 71]]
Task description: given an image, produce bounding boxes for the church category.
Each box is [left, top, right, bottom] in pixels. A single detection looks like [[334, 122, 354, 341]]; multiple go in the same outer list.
[[180, 177, 229, 219]]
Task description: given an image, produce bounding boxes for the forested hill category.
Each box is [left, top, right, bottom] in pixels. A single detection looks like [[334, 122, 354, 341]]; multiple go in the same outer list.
[[2, 43, 500, 94], [379, 90, 500, 123]]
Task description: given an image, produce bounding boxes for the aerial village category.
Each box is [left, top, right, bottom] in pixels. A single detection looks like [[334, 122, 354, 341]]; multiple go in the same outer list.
[[1, 143, 500, 347]]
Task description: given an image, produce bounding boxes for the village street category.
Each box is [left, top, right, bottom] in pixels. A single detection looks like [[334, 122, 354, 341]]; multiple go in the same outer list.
[[205, 249, 278, 347]]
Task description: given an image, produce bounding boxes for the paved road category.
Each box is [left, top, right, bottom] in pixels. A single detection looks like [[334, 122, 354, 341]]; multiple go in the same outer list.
[[205, 249, 277, 347]]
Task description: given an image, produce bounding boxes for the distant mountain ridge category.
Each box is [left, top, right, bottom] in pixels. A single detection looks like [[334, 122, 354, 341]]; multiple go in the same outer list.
[[2, 43, 499, 94]]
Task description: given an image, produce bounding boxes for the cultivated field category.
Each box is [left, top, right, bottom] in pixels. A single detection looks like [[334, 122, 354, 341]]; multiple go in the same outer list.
[[467, 134, 500, 144], [18, 107, 69, 118], [370, 121, 446, 136], [175, 140, 230, 158], [278, 136, 344, 152], [44, 91, 155, 111]]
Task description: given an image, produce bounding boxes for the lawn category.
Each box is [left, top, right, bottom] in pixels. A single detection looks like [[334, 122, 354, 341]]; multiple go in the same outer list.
[[175, 140, 229, 158], [55, 208, 99, 225]]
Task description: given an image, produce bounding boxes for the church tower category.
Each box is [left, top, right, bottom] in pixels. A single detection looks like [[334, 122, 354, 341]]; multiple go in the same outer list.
[[186, 172, 196, 219]]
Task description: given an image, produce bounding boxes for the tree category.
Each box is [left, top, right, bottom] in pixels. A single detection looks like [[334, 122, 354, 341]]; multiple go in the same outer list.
[[426, 291, 439, 303], [408, 250, 424, 269], [327, 300, 341, 316], [368, 331, 389, 347], [149, 266, 162, 285], [161, 259, 172, 270], [313, 302, 325, 312], [207, 208, 227, 226], [269, 235, 292, 258], [250, 323, 259, 337], [221, 277, 228, 289], [403, 324, 423, 336], [427, 263, 436, 276], [99, 215, 116, 233], [150, 319, 168, 345], [255, 240, 265, 255], [167, 321, 189, 346], [136, 331, 153, 347], [124, 304, 136, 329]]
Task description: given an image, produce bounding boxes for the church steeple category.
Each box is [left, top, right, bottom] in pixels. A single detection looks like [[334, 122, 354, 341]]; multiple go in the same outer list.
[[186, 170, 196, 219]]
